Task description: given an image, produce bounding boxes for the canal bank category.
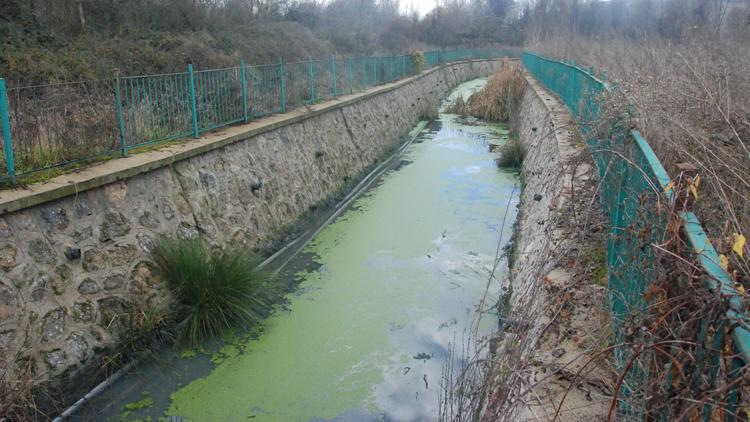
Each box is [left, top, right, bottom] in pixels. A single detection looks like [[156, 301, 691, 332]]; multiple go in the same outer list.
[[479, 74, 613, 420]]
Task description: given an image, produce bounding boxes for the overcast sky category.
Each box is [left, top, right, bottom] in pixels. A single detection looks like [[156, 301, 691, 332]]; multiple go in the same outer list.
[[401, 0, 530, 17], [402, 0, 437, 16]]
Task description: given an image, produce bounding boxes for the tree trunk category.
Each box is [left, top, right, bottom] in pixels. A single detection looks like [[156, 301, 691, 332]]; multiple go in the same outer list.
[[78, 1, 86, 32]]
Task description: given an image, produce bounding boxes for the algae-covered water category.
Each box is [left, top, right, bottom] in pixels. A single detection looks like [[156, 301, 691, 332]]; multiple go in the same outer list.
[[77, 78, 518, 422]]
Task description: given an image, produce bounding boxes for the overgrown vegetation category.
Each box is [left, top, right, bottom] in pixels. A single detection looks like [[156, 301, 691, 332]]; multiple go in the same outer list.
[[528, 1, 750, 286], [514, 1, 750, 419], [151, 237, 278, 346]]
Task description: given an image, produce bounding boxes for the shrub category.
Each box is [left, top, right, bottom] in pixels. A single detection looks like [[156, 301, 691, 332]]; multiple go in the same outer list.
[[151, 238, 276, 345], [411, 51, 426, 74], [495, 136, 525, 168]]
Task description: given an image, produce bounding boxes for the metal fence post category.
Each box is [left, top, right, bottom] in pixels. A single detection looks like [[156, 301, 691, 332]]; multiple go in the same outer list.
[[279, 59, 286, 113], [114, 70, 128, 156], [188, 64, 199, 139], [241, 60, 249, 123], [0, 78, 16, 185], [331, 55, 337, 98], [308, 57, 315, 104], [361, 57, 366, 89], [247, 65, 254, 118], [348, 56, 353, 94]]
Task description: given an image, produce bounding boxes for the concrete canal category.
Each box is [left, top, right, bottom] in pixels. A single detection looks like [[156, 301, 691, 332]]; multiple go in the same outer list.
[[79, 78, 519, 421]]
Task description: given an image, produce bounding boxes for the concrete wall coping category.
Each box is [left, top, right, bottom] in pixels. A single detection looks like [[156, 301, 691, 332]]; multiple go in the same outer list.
[[0, 59, 503, 216]]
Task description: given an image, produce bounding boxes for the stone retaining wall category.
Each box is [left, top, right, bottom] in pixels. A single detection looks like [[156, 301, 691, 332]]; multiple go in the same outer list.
[[483, 75, 610, 420]]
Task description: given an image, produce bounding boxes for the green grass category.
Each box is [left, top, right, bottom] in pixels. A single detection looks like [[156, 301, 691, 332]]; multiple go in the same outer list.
[[151, 237, 278, 346], [0, 136, 192, 189]]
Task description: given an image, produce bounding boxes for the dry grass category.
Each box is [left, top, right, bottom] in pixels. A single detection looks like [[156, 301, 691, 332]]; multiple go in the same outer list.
[[531, 34, 750, 282], [526, 33, 750, 418], [0, 329, 54, 421], [445, 60, 527, 122], [467, 60, 527, 122]]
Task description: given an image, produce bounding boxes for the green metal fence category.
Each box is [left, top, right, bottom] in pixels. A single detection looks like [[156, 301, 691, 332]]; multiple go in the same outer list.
[[0, 48, 520, 184], [523, 52, 749, 420]]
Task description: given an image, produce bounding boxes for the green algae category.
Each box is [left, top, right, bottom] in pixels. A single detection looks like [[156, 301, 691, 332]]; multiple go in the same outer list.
[[178, 349, 197, 359], [123, 396, 154, 411], [120, 392, 155, 419], [80, 78, 520, 422]]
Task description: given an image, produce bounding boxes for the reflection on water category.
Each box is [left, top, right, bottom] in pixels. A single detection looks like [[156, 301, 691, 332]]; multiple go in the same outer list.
[[78, 78, 518, 422]]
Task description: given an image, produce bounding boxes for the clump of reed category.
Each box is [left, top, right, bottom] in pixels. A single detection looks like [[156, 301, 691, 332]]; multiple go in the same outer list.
[[444, 95, 470, 115], [468, 61, 527, 122], [445, 60, 527, 122]]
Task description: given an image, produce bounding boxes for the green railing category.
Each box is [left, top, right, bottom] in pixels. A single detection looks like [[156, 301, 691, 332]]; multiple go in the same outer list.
[[523, 52, 749, 420], [0, 48, 520, 184]]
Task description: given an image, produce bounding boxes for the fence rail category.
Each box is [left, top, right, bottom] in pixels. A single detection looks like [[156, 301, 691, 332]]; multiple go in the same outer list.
[[523, 52, 749, 420], [0, 48, 520, 184]]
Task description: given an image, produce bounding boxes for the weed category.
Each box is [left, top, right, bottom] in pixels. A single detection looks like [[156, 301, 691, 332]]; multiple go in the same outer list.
[[0, 358, 45, 421], [411, 51, 426, 74], [100, 299, 177, 374], [151, 238, 277, 345], [495, 136, 525, 168]]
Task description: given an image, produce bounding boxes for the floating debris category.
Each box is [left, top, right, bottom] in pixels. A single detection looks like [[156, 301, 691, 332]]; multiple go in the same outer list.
[[413, 352, 431, 362]]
